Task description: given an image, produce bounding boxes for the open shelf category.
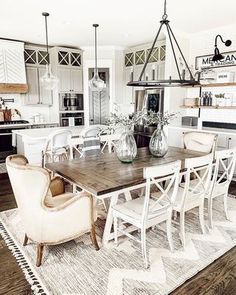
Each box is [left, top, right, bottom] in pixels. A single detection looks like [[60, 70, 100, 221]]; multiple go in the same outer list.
[[183, 82, 236, 88], [180, 105, 236, 109]]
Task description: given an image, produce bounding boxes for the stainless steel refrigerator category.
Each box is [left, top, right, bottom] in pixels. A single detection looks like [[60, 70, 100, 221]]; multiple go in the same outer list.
[[134, 88, 164, 113]]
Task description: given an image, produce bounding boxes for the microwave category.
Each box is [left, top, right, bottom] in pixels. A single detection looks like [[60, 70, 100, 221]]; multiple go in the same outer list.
[[59, 93, 84, 111], [60, 113, 84, 127]]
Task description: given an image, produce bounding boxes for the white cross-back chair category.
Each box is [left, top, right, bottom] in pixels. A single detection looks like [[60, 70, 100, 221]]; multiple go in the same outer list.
[[112, 160, 181, 268], [42, 129, 72, 167], [71, 126, 101, 158], [207, 148, 236, 228], [100, 126, 124, 153], [173, 153, 213, 248]]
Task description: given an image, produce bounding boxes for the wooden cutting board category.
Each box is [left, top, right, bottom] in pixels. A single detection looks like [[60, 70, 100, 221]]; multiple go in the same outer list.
[[0, 109, 11, 121]]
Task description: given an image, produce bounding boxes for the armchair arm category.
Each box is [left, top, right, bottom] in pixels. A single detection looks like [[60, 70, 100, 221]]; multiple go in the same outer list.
[[39, 193, 97, 243]]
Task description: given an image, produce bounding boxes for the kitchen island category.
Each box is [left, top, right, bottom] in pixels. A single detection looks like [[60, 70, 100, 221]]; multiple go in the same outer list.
[[12, 125, 109, 165]]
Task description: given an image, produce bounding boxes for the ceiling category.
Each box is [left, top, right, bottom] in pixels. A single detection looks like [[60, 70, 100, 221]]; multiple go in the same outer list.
[[1, 0, 236, 48]]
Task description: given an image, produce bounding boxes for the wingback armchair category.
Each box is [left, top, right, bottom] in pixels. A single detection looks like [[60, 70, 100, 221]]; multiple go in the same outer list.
[[6, 155, 99, 267]]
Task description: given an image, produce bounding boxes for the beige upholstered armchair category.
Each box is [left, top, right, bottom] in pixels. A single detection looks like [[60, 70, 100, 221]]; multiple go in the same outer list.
[[6, 155, 99, 267], [183, 131, 218, 154]]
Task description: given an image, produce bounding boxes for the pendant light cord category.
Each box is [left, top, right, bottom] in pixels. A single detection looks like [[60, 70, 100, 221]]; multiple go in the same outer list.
[[42, 12, 50, 55], [45, 16, 49, 54], [95, 25, 97, 73], [162, 0, 168, 20]]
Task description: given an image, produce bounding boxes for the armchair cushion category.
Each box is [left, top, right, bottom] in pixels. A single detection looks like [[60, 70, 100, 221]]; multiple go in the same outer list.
[[49, 177, 65, 197]]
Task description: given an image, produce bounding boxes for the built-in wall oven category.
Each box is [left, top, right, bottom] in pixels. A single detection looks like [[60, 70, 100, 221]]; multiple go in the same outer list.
[[60, 113, 84, 127]]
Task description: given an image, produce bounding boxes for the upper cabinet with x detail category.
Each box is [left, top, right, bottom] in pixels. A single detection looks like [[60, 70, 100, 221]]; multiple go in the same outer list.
[[56, 48, 82, 67]]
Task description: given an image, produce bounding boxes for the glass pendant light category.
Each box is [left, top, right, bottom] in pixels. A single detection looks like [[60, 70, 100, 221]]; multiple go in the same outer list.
[[40, 12, 58, 90], [89, 24, 106, 91]]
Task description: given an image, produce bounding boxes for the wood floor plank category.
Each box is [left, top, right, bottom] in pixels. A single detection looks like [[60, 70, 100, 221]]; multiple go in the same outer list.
[[1, 173, 236, 295]]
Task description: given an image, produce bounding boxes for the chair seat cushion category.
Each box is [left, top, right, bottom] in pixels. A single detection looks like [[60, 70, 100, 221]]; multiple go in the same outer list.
[[112, 197, 167, 221], [44, 192, 75, 208], [205, 180, 229, 198], [173, 186, 204, 211]]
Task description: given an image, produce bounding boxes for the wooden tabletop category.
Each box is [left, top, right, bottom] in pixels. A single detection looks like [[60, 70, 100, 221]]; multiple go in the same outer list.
[[46, 147, 204, 196]]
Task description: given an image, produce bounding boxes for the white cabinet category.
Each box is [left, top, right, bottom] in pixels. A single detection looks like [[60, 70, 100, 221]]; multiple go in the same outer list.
[[71, 69, 83, 92], [58, 67, 83, 93], [0, 40, 26, 84], [57, 68, 71, 92], [25, 67, 39, 105], [25, 66, 53, 105]]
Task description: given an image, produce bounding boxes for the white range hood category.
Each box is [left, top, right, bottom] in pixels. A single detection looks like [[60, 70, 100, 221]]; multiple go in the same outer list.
[[0, 39, 28, 93]]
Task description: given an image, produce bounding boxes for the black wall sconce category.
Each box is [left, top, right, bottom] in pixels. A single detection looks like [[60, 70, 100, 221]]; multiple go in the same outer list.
[[212, 35, 232, 62]]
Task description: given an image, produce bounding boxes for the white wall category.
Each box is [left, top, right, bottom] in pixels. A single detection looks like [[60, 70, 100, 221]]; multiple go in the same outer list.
[[0, 93, 52, 122], [164, 30, 190, 125]]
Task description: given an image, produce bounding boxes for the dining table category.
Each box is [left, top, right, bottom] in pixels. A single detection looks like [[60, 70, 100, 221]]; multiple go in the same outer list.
[[46, 146, 204, 244]]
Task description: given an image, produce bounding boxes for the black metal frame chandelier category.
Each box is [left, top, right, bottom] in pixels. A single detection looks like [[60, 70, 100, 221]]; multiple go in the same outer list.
[[127, 0, 200, 88]]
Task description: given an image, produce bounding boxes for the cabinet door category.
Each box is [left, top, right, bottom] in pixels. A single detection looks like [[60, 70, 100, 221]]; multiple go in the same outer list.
[[24, 67, 40, 105], [57, 67, 71, 92], [71, 69, 83, 92], [0, 49, 6, 83], [38, 67, 53, 105], [5, 48, 26, 83]]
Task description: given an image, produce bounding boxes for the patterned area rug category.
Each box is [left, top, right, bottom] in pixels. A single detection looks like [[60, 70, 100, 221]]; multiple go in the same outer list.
[[0, 163, 7, 174], [1, 196, 236, 295]]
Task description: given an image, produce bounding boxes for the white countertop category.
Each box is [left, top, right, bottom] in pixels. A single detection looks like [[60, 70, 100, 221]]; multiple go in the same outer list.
[[12, 125, 107, 141], [0, 121, 58, 129], [169, 124, 236, 136]]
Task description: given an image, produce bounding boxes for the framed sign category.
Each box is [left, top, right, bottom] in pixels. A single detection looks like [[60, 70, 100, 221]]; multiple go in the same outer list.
[[195, 50, 236, 70]]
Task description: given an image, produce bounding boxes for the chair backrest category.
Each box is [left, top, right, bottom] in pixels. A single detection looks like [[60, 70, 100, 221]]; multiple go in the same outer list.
[[183, 132, 217, 154], [6, 155, 50, 240], [142, 160, 181, 221], [213, 148, 236, 187], [79, 127, 101, 157], [180, 153, 213, 208], [45, 129, 72, 152], [82, 137, 101, 157], [81, 126, 101, 138]]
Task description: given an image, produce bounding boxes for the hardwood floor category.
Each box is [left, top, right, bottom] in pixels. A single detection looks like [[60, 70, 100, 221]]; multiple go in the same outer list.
[[0, 173, 236, 295]]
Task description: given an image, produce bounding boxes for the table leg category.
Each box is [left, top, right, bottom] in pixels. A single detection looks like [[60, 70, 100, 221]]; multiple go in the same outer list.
[[102, 192, 119, 245], [108, 140, 112, 153]]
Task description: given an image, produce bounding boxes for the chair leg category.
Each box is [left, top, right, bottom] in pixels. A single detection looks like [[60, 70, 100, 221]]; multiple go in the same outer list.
[[166, 216, 174, 252], [90, 225, 99, 251], [141, 228, 148, 268], [114, 216, 118, 246], [208, 197, 213, 229], [180, 211, 186, 249], [36, 244, 44, 267], [199, 203, 205, 234], [23, 234, 28, 246], [224, 193, 229, 220]]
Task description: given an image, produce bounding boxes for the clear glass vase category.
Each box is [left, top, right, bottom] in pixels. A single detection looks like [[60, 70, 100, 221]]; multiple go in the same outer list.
[[149, 125, 168, 157], [116, 128, 137, 163]]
